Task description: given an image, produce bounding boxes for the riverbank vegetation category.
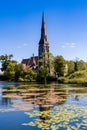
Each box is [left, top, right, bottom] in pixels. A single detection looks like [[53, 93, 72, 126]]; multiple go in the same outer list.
[[0, 54, 87, 84]]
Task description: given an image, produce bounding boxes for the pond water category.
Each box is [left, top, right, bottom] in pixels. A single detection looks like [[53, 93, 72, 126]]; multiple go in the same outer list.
[[0, 81, 87, 130]]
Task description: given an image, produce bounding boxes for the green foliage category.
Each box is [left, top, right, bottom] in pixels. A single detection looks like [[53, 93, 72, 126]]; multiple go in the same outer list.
[[0, 54, 87, 83], [16, 68, 37, 82], [4, 61, 16, 81], [57, 70, 87, 84], [53, 56, 66, 77], [0, 54, 37, 82], [67, 60, 75, 75], [69, 70, 87, 79], [68, 78, 87, 84], [74, 60, 86, 71], [15, 64, 25, 81], [57, 77, 67, 83], [67, 70, 87, 84], [0, 54, 14, 71], [39, 66, 50, 83]]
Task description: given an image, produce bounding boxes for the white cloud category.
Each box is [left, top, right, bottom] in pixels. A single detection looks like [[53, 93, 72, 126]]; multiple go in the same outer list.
[[61, 42, 76, 49], [23, 43, 28, 46], [17, 43, 28, 49]]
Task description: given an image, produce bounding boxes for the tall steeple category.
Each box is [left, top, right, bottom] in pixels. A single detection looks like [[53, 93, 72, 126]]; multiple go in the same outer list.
[[41, 12, 46, 38], [40, 12, 48, 44], [38, 12, 50, 71]]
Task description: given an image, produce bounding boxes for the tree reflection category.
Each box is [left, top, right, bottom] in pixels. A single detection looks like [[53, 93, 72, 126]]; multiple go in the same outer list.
[[0, 85, 67, 112]]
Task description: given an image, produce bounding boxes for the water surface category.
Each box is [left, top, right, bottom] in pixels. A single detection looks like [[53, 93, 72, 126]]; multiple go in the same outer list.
[[0, 82, 87, 130]]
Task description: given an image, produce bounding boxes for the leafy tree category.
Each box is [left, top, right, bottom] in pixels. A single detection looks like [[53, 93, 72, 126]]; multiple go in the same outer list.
[[39, 66, 50, 83], [15, 64, 37, 81], [0, 54, 14, 71], [0, 54, 17, 80], [74, 60, 86, 71], [4, 61, 16, 80], [53, 56, 66, 77], [15, 64, 24, 81], [67, 60, 75, 75]]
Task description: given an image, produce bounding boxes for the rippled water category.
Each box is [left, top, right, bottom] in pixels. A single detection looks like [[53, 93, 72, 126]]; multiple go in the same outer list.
[[0, 81, 87, 130]]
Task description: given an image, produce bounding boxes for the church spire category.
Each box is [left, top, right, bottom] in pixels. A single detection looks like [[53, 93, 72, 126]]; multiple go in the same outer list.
[[41, 12, 47, 40], [38, 12, 50, 71]]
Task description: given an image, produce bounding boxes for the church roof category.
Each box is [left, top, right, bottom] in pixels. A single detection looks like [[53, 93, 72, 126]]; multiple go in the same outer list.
[[21, 56, 38, 67]]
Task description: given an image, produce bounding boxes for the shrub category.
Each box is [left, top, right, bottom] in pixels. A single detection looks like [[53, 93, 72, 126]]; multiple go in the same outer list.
[[68, 78, 87, 84], [57, 77, 68, 83], [69, 70, 87, 79]]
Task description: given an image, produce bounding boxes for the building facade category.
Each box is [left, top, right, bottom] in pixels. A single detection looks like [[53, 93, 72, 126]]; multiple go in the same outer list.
[[21, 13, 50, 73]]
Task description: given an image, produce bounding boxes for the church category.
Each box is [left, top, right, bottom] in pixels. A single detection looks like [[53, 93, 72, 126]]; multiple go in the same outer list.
[[21, 13, 50, 73]]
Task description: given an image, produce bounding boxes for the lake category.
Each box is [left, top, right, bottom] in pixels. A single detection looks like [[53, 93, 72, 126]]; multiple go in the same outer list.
[[0, 81, 87, 130]]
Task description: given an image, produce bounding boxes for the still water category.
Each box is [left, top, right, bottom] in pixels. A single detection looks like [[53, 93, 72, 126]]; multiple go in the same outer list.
[[0, 81, 87, 130]]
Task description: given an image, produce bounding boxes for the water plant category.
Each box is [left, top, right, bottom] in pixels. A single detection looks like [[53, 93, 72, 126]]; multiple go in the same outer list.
[[23, 104, 87, 130]]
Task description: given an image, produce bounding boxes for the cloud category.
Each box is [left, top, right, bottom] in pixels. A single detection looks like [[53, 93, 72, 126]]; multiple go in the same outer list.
[[23, 43, 28, 46], [61, 42, 76, 49], [17, 43, 28, 49]]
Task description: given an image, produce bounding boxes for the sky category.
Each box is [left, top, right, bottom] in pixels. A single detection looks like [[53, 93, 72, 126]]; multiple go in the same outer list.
[[0, 0, 87, 62]]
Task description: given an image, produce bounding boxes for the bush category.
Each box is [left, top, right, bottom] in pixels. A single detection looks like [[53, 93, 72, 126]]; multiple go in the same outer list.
[[68, 78, 87, 84], [69, 70, 87, 79], [67, 70, 87, 84], [57, 77, 68, 83], [18, 77, 24, 81]]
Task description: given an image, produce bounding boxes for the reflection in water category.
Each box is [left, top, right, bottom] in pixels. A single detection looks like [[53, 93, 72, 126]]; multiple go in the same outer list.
[[1, 83, 87, 129], [0, 84, 67, 112], [75, 95, 79, 101], [0, 97, 13, 106]]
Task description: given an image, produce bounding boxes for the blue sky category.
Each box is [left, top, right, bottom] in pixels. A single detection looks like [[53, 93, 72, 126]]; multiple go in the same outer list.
[[0, 0, 87, 62]]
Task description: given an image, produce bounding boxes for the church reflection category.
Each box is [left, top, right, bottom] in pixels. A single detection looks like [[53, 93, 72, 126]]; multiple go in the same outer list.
[[0, 86, 67, 113]]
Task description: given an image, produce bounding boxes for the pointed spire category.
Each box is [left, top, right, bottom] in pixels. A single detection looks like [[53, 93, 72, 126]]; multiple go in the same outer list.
[[42, 12, 45, 26], [41, 12, 46, 36]]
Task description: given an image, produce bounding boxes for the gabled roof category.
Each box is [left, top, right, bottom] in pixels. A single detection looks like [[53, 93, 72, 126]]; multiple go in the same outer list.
[[21, 56, 38, 67]]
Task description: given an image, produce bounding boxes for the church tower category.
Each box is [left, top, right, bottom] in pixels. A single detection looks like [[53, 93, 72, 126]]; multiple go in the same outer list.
[[38, 12, 50, 71]]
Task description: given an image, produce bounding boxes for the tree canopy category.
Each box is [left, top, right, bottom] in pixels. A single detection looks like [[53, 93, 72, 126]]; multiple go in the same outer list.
[[53, 56, 66, 77]]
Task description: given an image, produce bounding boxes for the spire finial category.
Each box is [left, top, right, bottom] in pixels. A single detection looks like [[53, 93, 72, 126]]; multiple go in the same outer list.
[[42, 11, 45, 25]]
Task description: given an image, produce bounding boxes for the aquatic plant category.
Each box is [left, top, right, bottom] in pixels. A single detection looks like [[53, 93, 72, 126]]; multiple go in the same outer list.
[[23, 104, 87, 130]]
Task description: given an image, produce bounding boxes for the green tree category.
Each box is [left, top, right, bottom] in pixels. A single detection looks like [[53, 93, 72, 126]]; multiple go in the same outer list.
[[4, 61, 16, 80], [15, 64, 24, 81], [0, 54, 17, 80], [15, 64, 37, 82], [39, 66, 50, 84], [53, 56, 66, 77], [0, 54, 14, 71], [74, 60, 86, 71], [67, 60, 75, 75]]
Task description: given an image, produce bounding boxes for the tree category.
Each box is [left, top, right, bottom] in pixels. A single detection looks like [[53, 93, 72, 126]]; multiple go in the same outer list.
[[53, 56, 66, 77], [4, 61, 16, 80], [74, 60, 86, 71], [0, 54, 14, 71], [0, 54, 17, 80], [39, 66, 50, 84], [67, 60, 75, 75], [15, 64, 24, 81], [15, 64, 37, 81]]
